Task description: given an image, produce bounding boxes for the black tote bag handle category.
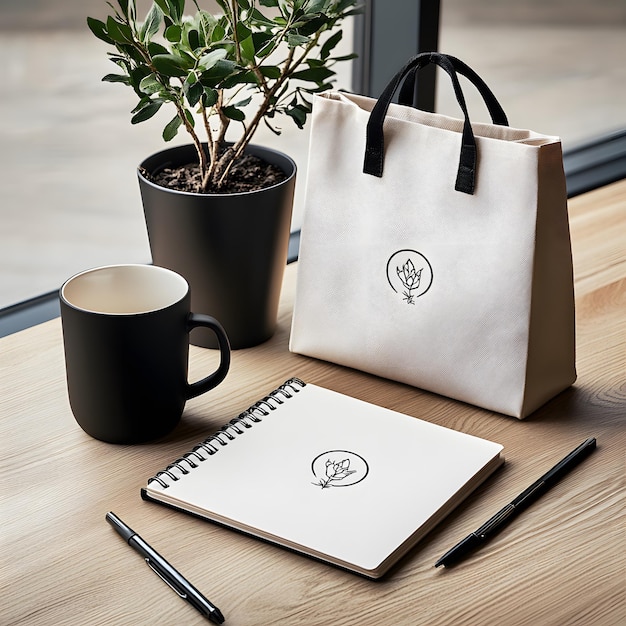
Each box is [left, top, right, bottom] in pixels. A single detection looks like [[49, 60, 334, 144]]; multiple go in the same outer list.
[[397, 54, 508, 126], [363, 52, 509, 194]]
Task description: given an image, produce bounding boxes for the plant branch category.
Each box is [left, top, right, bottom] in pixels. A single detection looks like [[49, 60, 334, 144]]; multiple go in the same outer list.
[[230, 0, 242, 65]]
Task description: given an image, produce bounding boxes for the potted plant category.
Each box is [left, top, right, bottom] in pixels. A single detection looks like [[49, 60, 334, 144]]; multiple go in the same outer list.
[[87, 0, 358, 348]]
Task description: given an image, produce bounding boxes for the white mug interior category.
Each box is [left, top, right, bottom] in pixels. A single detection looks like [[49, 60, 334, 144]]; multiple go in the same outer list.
[[61, 264, 188, 315]]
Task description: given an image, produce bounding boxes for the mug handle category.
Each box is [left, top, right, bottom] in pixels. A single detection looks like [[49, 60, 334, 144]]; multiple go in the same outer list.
[[185, 314, 231, 400]]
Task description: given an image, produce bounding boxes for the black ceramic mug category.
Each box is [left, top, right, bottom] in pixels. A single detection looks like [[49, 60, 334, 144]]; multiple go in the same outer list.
[[60, 264, 231, 444]]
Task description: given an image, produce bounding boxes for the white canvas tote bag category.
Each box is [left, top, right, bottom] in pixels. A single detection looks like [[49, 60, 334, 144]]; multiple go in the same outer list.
[[290, 53, 576, 418]]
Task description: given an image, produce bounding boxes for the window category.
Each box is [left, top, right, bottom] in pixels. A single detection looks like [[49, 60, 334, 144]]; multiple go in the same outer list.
[[437, 0, 625, 149], [1, 0, 624, 327]]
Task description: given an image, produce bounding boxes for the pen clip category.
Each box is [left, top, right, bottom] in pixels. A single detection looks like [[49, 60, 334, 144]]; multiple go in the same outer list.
[[145, 558, 188, 599]]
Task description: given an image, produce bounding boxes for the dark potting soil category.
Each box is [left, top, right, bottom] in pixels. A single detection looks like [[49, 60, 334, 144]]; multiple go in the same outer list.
[[148, 152, 287, 194]]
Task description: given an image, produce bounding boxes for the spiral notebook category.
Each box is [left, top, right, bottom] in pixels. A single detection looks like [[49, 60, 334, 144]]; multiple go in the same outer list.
[[141, 378, 504, 578]]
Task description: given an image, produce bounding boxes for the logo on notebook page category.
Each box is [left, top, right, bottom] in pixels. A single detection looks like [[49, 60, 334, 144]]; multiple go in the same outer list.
[[387, 250, 433, 305], [311, 451, 369, 489]]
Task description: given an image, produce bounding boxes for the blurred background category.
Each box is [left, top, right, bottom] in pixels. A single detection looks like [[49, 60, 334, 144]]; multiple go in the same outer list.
[[1, 0, 624, 311]]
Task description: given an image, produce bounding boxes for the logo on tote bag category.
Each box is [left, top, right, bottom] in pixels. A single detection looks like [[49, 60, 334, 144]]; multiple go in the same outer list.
[[387, 250, 433, 304]]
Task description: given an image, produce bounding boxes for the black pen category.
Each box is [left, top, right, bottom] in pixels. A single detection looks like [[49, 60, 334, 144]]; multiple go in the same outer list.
[[106, 512, 225, 623], [435, 437, 597, 568]]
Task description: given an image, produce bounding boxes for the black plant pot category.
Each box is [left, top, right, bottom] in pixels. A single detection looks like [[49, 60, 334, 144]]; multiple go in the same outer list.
[[138, 143, 296, 350]]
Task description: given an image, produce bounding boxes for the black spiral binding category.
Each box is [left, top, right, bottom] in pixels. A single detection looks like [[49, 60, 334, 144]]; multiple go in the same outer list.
[[147, 378, 306, 489]]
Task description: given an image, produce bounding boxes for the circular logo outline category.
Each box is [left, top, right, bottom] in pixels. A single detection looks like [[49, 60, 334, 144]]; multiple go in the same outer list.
[[311, 450, 369, 489], [386, 249, 434, 303]]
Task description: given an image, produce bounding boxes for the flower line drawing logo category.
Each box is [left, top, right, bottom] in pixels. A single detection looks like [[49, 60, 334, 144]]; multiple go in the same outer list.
[[396, 258, 423, 305], [311, 450, 369, 490], [313, 458, 356, 489], [387, 250, 433, 304]]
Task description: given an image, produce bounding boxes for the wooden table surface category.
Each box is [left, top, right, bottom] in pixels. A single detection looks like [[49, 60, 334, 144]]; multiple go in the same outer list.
[[2, 180, 625, 625]]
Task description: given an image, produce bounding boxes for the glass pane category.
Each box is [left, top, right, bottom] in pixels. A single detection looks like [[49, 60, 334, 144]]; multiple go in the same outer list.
[[437, 0, 626, 149]]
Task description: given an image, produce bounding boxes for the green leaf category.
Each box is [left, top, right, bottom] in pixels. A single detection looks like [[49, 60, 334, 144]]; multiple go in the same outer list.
[[152, 0, 183, 23], [287, 33, 310, 47], [235, 23, 254, 61], [184, 108, 195, 127], [263, 116, 282, 136], [259, 66, 281, 79], [197, 49, 227, 71], [252, 31, 272, 51], [87, 17, 114, 45], [198, 59, 238, 85], [106, 16, 134, 44], [331, 52, 358, 62], [147, 41, 169, 56], [292, 66, 335, 83], [174, 0, 186, 21], [116, 42, 145, 65], [164, 24, 182, 42], [233, 96, 252, 108], [129, 66, 153, 93], [221, 70, 257, 89], [235, 22, 251, 41], [187, 29, 200, 50], [163, 114, 182, 141], [102, 73, 130, 84], [153, 0, 171, 17], [301, 81, 334, 93], [131, 100, 163, 123], [152, 53, 190, 77], [107, 53, 129, 66], [256, 39, 277, 59], [320, 29, 342, 61], [240, 35, 256, 62], [184, 80, 204, 107], [306, 0, 330, 13], [139, 3, 162, 42], [337, 0, 360, 13], [211, 23, 226, 42], [139, 74, 162, 94], [296, 14, 328, 36], [197, 10, 218, 40], [259, 0, 278, 6], [166, 0, 184, 22], [116, 0, 130, 17], [222, 106, 246, 122], [250, 9, 275, 27], [203, 87, 219, 107], [131, 97, 151, 113]]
